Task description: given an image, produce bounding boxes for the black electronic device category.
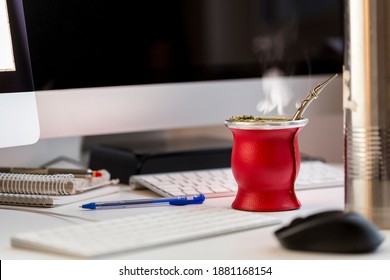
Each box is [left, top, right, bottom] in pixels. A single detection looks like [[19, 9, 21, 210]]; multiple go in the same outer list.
[[88, 137, 233, 183], [275, 210, 385, 253]]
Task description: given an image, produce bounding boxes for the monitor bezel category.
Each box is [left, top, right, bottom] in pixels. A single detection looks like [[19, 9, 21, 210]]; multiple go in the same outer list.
[[0, 0, 34, 93], [0, 0, 39, 148]]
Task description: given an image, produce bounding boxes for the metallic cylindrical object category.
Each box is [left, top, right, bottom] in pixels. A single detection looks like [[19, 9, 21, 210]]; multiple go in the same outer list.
[[344, 0, 390, 228]]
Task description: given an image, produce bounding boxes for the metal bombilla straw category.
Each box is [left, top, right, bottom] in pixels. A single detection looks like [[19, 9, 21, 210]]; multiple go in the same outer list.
[[291, 73, 339, 120]]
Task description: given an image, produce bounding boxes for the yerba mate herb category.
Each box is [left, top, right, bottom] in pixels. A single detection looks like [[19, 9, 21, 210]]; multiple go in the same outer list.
[[228, 115, 265, 122], [228, 115, 289, 122]]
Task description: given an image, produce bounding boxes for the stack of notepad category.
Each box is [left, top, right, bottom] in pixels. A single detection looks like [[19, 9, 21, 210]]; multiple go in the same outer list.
[[0, 170, 120, 207]]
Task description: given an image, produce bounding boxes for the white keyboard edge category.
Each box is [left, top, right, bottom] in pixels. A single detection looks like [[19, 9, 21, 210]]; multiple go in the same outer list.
[[130, 161, 344, 198]]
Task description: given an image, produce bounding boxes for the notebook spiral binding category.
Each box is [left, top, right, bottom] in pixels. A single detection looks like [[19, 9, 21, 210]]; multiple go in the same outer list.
[[0, 173, 76, 195], [0, 193, 53, 207]]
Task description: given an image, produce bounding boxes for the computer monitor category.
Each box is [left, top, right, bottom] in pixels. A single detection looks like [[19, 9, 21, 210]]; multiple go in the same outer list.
[[0, 0, 39, 148], [22, 0, 343, 140]]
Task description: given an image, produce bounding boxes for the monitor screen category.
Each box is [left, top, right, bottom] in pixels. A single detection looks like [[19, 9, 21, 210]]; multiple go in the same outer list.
[[23, 0, 343, 138], [0, 0, 15, 73], [0, 0, 39, 148]]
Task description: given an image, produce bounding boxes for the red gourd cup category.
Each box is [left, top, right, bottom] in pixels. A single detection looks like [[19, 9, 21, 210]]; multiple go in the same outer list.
[[225, 117, 308, 211]]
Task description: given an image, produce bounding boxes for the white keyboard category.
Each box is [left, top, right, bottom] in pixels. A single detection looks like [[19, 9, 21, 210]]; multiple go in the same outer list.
[[11, 205, 280, 258], [131, 161, 344, 198]]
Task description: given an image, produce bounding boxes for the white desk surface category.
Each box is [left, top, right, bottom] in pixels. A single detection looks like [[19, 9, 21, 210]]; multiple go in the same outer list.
[[1, 185, 389, 260]]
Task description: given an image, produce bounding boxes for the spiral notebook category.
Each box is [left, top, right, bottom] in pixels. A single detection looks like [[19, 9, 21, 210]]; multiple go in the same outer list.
[[0, 186, 120, 207], [0, 170, 120, 207], [0, 170, 112, 195]]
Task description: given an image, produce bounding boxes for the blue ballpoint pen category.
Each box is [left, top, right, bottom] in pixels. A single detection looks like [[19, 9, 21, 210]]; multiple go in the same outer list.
[[80, 194, 206, 210]]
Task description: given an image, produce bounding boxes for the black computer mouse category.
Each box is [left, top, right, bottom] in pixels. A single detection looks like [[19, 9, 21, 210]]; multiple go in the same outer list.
[[274, 210, 385, 253]]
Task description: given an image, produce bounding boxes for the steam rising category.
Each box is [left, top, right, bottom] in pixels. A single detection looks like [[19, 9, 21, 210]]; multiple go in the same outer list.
[[256, 68, 293, 116], [252, 23, 298, 116]]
